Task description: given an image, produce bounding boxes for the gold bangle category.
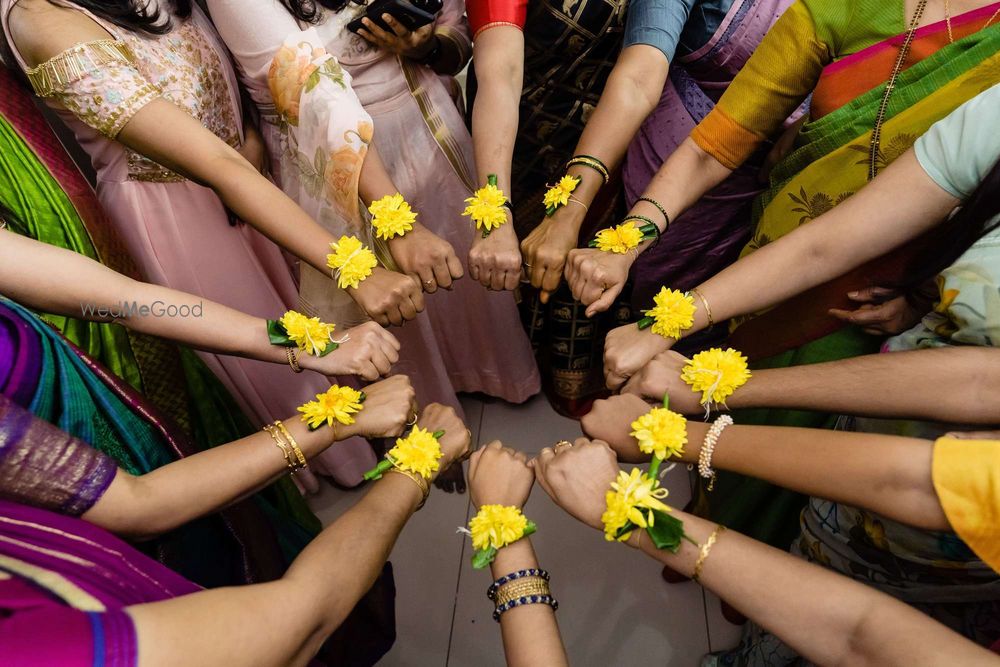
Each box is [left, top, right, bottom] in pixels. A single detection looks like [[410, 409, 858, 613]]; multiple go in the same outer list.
[[286, 347, 303, 373], [690, 288, 714, 328], [263, 424, 297, 470], [274, 420, 306, 469], [567, 195, 589, 212], [494, 579, 551, 607], [692, 525, 726, 584], [387, 467, 429, 510], [566, 156, 610, 184]]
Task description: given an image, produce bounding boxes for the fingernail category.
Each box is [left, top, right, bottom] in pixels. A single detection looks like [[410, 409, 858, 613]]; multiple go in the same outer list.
[[848, 291, 859, 298]]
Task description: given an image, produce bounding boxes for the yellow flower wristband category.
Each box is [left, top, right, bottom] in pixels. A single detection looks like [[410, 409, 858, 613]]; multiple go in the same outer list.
[[298, 385, 366, 431], [327, 235, 378, 290], [267, 310, 339, 357], [637, 287, 696, 340], [543, 174, 580, 216], [681, 348, 751, 407], [364, 425, 445, 482], [369, 193, 417, 241], [462, 505, 538, 569], [463, 174, 509, 237], [630, 394, 688, 461]]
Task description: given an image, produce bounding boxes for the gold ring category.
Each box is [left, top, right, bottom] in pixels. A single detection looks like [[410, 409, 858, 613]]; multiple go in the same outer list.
[[554, 440, 573, 451], [406, 411, 418, 426]]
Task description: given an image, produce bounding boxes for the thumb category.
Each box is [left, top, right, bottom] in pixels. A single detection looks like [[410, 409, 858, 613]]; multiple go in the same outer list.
[[586, 284, 622, 318]]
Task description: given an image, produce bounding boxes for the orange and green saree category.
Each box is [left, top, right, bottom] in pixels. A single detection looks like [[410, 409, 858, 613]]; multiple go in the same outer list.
[[687, 0, 1000, 547]]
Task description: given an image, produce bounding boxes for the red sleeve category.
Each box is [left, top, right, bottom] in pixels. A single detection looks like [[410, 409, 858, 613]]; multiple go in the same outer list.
[[466, 0, 528, 37]]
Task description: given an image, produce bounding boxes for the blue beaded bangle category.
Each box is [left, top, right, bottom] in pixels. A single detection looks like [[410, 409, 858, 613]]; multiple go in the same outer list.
[[493, 594, 559, 622], [487, 568, 551, 601]]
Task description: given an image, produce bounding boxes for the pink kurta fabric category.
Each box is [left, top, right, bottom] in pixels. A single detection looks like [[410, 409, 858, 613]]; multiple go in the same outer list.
[[207, 0, 541, 414], [0, 0, 375, 487]]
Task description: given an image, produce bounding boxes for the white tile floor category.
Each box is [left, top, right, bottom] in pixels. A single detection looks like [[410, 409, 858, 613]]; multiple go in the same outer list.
[[308, 394, 744, 666]]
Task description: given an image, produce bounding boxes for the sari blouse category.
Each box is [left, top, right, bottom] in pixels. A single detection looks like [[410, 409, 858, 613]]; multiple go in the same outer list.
[[933, 437, 1000, 575], [691, 0, 1000, 169]]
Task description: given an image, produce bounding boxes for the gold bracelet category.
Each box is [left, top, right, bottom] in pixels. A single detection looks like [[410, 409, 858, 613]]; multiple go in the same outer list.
[[387, 467, 429, 510], [263, 424, 297, 470], [274, 420, 306, 469], [692, 525, 726, 584], [286, 347, 303, 373], [494, 579, 551, 607], [567, 195, 589, 212], [690, 288, 714, 328]]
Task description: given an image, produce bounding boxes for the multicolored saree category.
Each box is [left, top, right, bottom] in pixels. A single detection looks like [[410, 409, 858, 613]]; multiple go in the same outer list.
[[0, 499, 200, 667], [0, 296, 319, 586]]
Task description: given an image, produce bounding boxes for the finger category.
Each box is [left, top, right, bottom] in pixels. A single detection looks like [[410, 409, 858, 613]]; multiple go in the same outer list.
[[414, 263, 437, 294], [847, 286, 897, 304], [503, 268, 520, 292], [586, 283, 622, 318], [362, 18, 394, 41], [540, 265, 563, 295], [530, 260, 547, 291], [580, 276, 606, 307], [386, 306, 404, 327], [373, 312, 391, 327], [537, 447, 555, 465], [432, 258, 454, 290], [399, 296, 418, 321], [468, 255, 481, 283], [380, 13, 406, 36], [372, 348, 392, 376], [360, 360, 380, 381], [828, 306, 891, 326], [355, 28, 378, 44], [606, 369, 628, 391], [563, 253, 578, 287], [446, 252, 464, 281], [489, 267, 506, 292], [862, 326, 889, 336], [468, 446, 485, 481], [376, 326, 401, 351], [409, 280, 426, 313], [512, 449, 528, 463]]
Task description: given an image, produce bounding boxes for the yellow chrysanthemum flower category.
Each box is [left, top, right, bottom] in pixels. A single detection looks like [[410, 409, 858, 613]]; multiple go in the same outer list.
[[594, 221, 645, 254], [298, 385, 365, 429], [630, 407, 687, 460], [543, 174, 580, 211], [463, 183, 509, 232], [643, 287, 696, 339], [388, 425, 442, 479], [681, 347, 752, 406], [280, 310, 336, 356], [369, 193, 417, 240], [468, 504, 529, 551], [327, 235, 378, 289], [601, 468, 672, 542]]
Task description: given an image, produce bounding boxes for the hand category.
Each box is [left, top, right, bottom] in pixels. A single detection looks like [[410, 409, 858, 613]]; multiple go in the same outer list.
[[829, 287, 925, 336], [468, 441, 534, 508], [531, 438, 619, 531], [603, 323, 672, 390], [565, 248, 634, 318], [417, 403, 472, 473], [305, 321, 401, 380], [349, 267, 424, 327], [357, 14, 436, 59], [469, 220, 522, 291], [340, 374, 416, 440], [580, 394, 652, 463], [944, 429, 1000, 440], [388, 224, 464, 294], [521, 215, 581, 303], [621, 350, 703, 414]]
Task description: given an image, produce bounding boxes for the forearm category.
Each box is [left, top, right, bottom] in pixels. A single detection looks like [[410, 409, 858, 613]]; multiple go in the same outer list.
[[128, 473, 421, 667], [358, 144, 401, 204], [674, 422, 947, 531], [683, 152, 957, 333], [86, 417, 347, 538], [470, 28, 524, 192], [635, 513, 994, 666], [490, 539, 568, 667], [727, 347, 1000, 424], [427, 28, 469, 76]]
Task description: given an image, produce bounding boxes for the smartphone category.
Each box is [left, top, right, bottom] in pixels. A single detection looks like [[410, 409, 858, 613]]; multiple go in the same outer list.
[[347, 0, 442, 34]]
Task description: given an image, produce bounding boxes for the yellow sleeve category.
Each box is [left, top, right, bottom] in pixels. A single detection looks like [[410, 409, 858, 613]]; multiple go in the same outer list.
[[932, 436, 1000, 574], [691, 1, 829, 169]]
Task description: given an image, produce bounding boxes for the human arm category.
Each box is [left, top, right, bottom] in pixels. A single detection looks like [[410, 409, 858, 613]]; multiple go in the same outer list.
[[466, 25, 525, 290], [0, 231, 400, 380], [533, 440, 996, 667], [525, 0, 685, 301], [620, 343, 1000, 426], [602, 150, 960, 387], [82, 376, 416, 539], [126, 403, 471, 667], [468, 442, 568, 667], [582, 394, 949, 531]]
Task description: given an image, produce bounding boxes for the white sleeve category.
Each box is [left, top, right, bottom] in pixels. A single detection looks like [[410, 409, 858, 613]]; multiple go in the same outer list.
[[205, 0, 306, 86]]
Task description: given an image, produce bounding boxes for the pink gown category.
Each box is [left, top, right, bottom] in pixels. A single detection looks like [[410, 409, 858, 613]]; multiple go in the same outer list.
[[0, 0, 375, 487], [206, 0, 541, 415]]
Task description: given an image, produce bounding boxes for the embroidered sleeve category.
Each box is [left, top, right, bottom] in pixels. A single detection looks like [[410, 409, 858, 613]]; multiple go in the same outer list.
[[25, 39, 162, 139], [0, 394, 118, 516]]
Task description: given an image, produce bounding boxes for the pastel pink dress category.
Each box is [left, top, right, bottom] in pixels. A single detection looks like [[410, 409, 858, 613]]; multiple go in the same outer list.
[[0, 0, 375, 487], [206, 0, 541, 415]]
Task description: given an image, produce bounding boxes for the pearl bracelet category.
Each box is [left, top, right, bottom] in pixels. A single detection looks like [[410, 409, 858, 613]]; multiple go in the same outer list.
[[698, 415, 733, 491]]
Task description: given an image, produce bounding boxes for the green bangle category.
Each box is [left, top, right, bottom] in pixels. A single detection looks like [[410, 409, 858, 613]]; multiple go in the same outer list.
[[636, 196, 670, 229]]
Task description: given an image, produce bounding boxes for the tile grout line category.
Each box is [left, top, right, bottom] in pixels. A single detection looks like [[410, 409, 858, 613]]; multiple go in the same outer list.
[[445, 399, 486, 666]]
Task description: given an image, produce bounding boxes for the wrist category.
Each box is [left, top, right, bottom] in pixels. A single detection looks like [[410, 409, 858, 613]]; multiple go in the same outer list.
[[409, 34, 440, 63]]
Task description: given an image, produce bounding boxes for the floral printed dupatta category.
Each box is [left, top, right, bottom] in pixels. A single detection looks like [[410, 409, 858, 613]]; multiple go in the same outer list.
[[267, 28, 376, 327]]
